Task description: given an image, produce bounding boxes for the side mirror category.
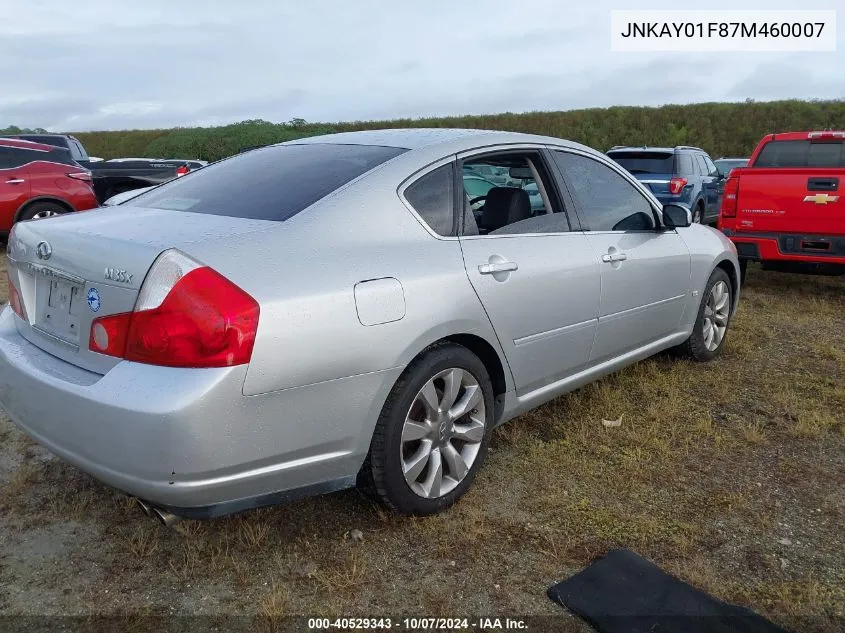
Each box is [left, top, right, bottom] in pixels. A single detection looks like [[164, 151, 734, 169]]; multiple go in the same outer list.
[[662, 203, 692, 228]]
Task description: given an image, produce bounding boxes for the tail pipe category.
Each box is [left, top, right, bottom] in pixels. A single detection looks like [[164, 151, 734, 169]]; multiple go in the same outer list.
[[134, 497, 183, 527]]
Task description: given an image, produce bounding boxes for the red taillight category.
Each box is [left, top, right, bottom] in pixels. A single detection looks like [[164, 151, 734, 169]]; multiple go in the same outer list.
[[89, 251, 259, 368], [66, 171, 92, 182], [721, 175, 739, 218], [668, 177, 688, 195], [5, 270, 27, 320], [176, 165, 189, 177]]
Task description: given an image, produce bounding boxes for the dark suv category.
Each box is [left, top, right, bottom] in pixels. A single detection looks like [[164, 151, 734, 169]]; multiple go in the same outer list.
[[606, 145, 723, 224]]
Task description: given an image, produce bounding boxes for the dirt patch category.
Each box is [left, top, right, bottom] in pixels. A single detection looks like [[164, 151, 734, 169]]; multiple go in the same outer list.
[[0, 258, 843, 631]]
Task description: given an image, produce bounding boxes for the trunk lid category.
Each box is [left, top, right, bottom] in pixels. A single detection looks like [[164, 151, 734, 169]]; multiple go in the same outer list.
[[734, 168, 845, 235], [6, 207, 274, 374]]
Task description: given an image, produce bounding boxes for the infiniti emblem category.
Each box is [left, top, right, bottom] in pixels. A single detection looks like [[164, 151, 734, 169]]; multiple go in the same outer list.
[[36, 241, 52, 260]]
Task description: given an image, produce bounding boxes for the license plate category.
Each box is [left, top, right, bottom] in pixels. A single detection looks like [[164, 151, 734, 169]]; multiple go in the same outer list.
[[39, 277, 83, 344]]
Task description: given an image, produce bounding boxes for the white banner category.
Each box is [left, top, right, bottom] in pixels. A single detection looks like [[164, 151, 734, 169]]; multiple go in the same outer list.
[[611, 10, 837, 52]]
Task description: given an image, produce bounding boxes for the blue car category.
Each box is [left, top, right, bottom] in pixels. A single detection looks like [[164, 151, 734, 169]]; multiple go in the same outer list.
[[606, 146, 723, 225]]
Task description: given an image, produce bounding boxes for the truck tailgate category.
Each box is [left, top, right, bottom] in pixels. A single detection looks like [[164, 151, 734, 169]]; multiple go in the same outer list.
[[735, 168, 845, 235]]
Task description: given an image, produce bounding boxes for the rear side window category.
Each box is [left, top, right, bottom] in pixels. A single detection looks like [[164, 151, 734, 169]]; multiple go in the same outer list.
[[754, 140, 845, 167], [607, 151, 675, 175], [0, 147, 25, 169], [404, 164, 455, 236], [125, 143, 406, 221], [676, 154, 695, 175]]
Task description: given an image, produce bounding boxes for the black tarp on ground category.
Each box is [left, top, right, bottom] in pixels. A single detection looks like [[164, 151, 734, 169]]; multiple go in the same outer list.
[[547, 548, 790, 633]]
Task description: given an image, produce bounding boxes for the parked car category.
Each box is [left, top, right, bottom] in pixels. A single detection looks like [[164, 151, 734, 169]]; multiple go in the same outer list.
[[607, 145, 724, 225], [718, 130, 845, 282], [0, 129, 740, 522], [4, 134, 184, 203], [0, 137, 98, 237], [462, 163, 512, 186], [714, 157, 748, 178]]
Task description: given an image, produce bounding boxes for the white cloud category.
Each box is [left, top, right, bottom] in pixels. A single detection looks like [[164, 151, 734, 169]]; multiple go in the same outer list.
[[0, 0, 842, 131]]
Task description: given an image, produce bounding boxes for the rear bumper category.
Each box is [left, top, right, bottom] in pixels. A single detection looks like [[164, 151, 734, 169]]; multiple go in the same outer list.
[[721, 229, 845, 265], [0, 307, 399, 514]]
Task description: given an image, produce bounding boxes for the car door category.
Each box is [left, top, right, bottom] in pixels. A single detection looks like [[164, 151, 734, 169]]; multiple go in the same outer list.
[[702, 154, 723, 222], [549, 148, 691, 363], [695, 153, 719, 220], [0, 146, 32, 231], [456, 147, 600, 395]]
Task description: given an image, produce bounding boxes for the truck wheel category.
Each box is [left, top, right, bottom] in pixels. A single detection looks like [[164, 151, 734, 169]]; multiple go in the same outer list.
[[18, 201, 68, 221], [675, 268, 733, 362]]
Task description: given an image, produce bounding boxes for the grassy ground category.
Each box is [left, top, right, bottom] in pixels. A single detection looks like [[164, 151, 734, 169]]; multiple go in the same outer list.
[[0, 255, 843, 632]]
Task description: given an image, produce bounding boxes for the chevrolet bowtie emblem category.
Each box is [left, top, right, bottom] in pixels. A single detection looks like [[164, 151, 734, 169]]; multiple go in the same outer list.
[[803, 193, 840, 205]]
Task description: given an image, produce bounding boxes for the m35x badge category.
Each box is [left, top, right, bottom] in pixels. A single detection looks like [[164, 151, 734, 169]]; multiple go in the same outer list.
[[104, 267, 133, 283]]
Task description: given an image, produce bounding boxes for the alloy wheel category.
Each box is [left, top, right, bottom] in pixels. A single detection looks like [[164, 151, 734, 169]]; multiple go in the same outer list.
[[703, 280, 730, 351], [400, 368, 486, 499]]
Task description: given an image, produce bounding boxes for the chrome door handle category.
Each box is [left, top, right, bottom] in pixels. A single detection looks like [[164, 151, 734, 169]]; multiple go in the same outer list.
[[478, 261, 518, 274], [5, 179, 25, 185], [602, 252, 627, 263]]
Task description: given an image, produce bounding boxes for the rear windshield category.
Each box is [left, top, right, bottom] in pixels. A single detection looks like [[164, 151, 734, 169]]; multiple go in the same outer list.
[[753, 140, 845, 168], [124, 143, 406, 221], [607, 151, 675, 174]]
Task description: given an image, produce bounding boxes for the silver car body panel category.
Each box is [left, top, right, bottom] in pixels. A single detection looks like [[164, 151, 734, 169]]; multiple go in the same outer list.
[[0, 129, 740, 514]]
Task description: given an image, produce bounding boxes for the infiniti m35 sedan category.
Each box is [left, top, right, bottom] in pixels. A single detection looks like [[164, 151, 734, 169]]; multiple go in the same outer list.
[[0, 129, 740, 520]]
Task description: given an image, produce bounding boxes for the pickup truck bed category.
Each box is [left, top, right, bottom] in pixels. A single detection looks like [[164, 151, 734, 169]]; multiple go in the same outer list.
[[719, 131, 845, 277]]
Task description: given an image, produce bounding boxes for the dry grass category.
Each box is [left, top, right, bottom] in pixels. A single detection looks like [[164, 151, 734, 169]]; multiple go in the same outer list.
[[0, 257, 843, 631]]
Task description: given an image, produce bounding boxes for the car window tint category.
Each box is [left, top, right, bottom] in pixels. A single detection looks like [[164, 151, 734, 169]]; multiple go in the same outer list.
[[753, 140, 845, 168], [694, 154, 709, 175], [553, 151, 655, 232], [703, 155, 719, 176], [676, 154, 695, 175], [70, 140, 88, 160], [125, 143, 406, 221], [607, 151, 674, 174], [0, 147, 23, 169], [404, 164, 456, 237]]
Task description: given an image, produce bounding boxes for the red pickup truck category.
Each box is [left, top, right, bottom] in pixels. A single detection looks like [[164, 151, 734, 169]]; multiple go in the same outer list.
[[718, 131, 845, 282]]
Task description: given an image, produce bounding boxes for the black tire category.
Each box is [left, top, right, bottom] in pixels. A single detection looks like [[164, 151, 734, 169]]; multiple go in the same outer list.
[[692, 203, 704, 224], [18, 201, 68, 222], [739, 260, 748, 286], [675, 268, 733, 362], [358, 343, 495, 515]]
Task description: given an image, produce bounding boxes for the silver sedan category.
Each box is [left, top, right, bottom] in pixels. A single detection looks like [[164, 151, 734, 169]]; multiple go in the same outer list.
[[0, 129, 740, 521]]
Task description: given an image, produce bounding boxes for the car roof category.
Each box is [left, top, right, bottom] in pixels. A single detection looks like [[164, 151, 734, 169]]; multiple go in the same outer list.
[[0, 137, 61, 152], [608, 146, 679, 153], [281, 128, 591, 154]]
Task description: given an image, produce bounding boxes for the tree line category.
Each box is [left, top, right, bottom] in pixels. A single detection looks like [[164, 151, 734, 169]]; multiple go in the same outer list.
[[4, 99, 844, 162]]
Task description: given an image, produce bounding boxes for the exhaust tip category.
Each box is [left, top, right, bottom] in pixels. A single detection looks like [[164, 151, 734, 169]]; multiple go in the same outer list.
[[135, 498, 152, 517], [152, 507, 182, 527]]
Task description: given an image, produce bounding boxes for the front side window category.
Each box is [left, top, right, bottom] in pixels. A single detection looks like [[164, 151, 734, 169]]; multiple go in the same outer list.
[[404, 164, 456, 237], [553, 151, 656, 232], [459, 153, 569, 236], [694, 154, 709, 175]]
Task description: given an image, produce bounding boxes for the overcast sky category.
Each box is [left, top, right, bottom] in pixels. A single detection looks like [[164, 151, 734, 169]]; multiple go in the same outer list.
[[1, 0, 843, 132]]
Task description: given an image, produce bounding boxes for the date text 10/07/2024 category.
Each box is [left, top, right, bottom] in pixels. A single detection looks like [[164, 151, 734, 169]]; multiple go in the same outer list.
[[307, 617, 529, 630]]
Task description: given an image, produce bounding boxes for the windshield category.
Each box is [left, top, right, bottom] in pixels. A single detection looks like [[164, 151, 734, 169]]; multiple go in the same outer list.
[[714, 159, 748, 175], [125, 143, 406, 221], [607, 151, 675, 174]]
